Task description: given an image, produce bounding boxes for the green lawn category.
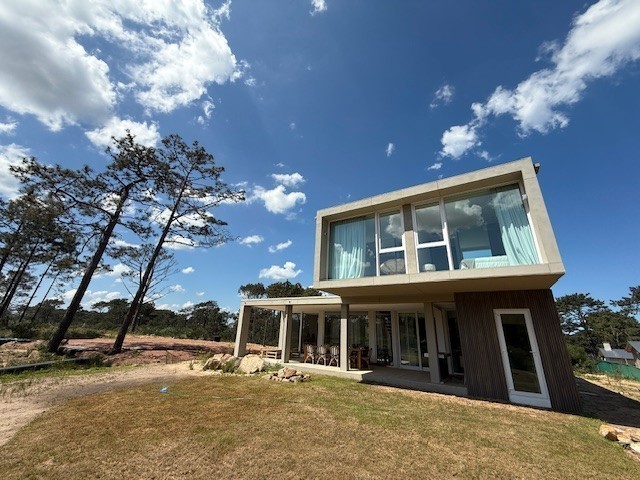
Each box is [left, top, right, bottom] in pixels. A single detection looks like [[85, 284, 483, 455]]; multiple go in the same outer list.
[[1, 374, 638, 479]]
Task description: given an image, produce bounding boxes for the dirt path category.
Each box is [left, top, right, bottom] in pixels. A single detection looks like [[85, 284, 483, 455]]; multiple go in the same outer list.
[[0, 362, 210, 447]]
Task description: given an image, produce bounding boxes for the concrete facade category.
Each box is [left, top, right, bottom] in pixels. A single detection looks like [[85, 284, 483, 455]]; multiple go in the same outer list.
[[234, 157, 580, 412]]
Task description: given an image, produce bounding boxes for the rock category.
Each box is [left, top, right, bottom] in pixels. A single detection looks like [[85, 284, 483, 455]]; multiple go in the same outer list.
[[203, 353, 224, 370], [237, 354, 265, 374], [617, 432, 632, 445], [599, 424, 620, 441], [630, 443, 640, 455], [282, 367, 297, 379]]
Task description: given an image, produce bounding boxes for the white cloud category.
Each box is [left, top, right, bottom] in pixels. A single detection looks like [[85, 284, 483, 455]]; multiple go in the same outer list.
[[170, 284, 185, 293], [61, 288, 125, 308], [111, 238, 140, 249], [440, 0, 640, 158], [274, 162, 285, 168], [310, 0, 327, 16], [440, 124, 479, 159], [427, 162, 443, 171], [239, 235, 264, 246], [0, 143, 29, 198], [182, 266, 195, 274], [430, 84, 455, 109], [85, 117, 160, 148], [196, 291, 205, 297], [196, 99, 215, 125], [269, 240, 293, 253], [250, 185, 306, 215], [289, 122, 296, 130], [181, 300, 195, 310], [270, 172, 305, 187], [0, 1, 242, 131], [106, 263, 131, 277], [0, 119, 18, 135], [244, 76, 257, 87], [259, 261, 302, 280], [385, 142, 395, 157]]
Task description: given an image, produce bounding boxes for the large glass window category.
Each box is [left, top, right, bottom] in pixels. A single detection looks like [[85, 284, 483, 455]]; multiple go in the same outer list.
[[444, 184, 538, 270], [348, 313, 369, 347], [328, 210, 405, 279], [375, 311, 393, 364], [328, 215, 376, 279], [324, 313, 341, 345], [378, 211, 405, 275], [414, 203, 450, 272]]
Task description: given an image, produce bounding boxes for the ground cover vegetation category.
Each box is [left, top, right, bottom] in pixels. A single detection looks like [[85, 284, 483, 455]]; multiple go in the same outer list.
[[1, 374, 638, 479], [556, 286, 640, 369]]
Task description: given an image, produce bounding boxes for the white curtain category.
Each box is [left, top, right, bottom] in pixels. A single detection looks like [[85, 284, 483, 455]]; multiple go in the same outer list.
[[330, 218, 367, 279], [493, 187, 538, 265]]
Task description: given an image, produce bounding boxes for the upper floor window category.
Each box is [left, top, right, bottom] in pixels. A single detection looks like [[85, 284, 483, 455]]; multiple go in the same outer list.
[[328, 210, 405, 279], [444, 184, 539, 269], [414, 204, 450, 272]]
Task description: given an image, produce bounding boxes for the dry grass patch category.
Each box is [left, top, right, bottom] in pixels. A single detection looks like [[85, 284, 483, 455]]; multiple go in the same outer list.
[[1, 374, 638, 479]]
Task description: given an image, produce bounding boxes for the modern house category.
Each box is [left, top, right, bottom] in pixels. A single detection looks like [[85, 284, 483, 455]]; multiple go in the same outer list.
[[234, 157, 581, 412]]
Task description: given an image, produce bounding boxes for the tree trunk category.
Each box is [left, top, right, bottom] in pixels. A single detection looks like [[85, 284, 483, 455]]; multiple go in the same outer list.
[[18, 256, 55, 323], [30, 271, 60, 323], [111, 180, 188, 354], [47, 187, 131, 353], [0, 219, 24, 275], [0, 241, 39, 322]]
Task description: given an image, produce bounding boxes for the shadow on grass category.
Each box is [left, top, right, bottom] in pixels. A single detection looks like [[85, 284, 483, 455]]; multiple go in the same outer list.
[[576, 377, 640, 428]]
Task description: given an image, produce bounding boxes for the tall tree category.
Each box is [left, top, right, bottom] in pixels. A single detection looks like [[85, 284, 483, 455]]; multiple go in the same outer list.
[[111, 134, 244, 353], [12, 133, 160, 352], [612, 286, 640, 318]]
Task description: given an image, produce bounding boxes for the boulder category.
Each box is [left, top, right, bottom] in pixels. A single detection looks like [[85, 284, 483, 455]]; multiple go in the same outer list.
[[282, 367, 297, 379], [237, 354, 265, 374], [599, 424, 620, 441], [203, 353, 226, 370]]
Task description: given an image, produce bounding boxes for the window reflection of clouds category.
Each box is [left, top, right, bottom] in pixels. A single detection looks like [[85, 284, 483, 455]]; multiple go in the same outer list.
[[381, 212, 403, 248], [415, 204, 443, 242], [445, 199, 485, 234]]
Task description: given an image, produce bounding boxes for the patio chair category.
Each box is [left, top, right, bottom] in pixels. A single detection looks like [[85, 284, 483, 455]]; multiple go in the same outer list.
[[316, 344, 330, 365], [360, 347, 370, 369], [328, 345, 340, 367], [303, 344, 317, 364]]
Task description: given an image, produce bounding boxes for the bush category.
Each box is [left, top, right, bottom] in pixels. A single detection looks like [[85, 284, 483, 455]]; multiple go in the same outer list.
[[10, 323, 37, 339], [566, 343, 595, 372]]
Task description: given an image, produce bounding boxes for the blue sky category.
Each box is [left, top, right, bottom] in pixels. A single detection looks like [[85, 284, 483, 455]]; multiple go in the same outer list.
[[0, 0, 639, 312]]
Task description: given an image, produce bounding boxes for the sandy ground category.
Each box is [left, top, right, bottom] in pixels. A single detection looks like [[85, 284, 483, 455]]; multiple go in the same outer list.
[[1, 336, 640, 449]]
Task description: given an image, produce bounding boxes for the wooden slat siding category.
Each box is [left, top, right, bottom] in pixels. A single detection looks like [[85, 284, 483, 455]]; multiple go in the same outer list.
[[454, 290, 581, 413], [455, 292, 509, 402]]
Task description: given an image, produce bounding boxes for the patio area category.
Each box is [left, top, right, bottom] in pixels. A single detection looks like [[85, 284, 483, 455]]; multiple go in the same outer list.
[[264, 357, 468, 397]]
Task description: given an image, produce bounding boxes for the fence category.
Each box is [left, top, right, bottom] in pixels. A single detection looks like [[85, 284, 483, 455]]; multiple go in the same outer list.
[[594, 361, 640, 381]]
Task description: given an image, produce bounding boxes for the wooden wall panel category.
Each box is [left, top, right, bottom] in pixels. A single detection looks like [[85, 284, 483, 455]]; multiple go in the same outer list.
[[454, 289, 581, 413]]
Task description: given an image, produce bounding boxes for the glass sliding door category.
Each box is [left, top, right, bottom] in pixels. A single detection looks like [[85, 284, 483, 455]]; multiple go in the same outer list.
[[494, 309, 550, 408], [398, 313, 420, 368], [376, 312, 393, 365]]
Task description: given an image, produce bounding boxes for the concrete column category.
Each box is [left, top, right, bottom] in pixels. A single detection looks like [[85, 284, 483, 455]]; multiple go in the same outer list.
[[277, 311, 285, 350], [282, 305, 293, 363], [233, 305, 252, 357], [317, 311, 325, 346], [424, 302, 441, 383], [368, 309, 376, 362], [402, 204, 418, 275], [340, 303, 349, 371]]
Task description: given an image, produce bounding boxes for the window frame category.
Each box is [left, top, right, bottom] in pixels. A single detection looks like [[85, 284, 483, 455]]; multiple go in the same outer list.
[[375, 208, 406, 276], [412, 199, 452, 273]]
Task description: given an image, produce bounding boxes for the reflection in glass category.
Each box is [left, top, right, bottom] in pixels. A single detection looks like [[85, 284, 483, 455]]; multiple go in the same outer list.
[[379, 211, 404, 249], [398, 313, 420, 367], [348, 313, 369, 347], [376, 312, 393, 365], [444, 184, 538, 270], [379, 251, 406, 275], [501, 313, 541, 394], [415, 204, 443, 243], [324, 314, 341, 345], [417, 246, 449, 272]]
